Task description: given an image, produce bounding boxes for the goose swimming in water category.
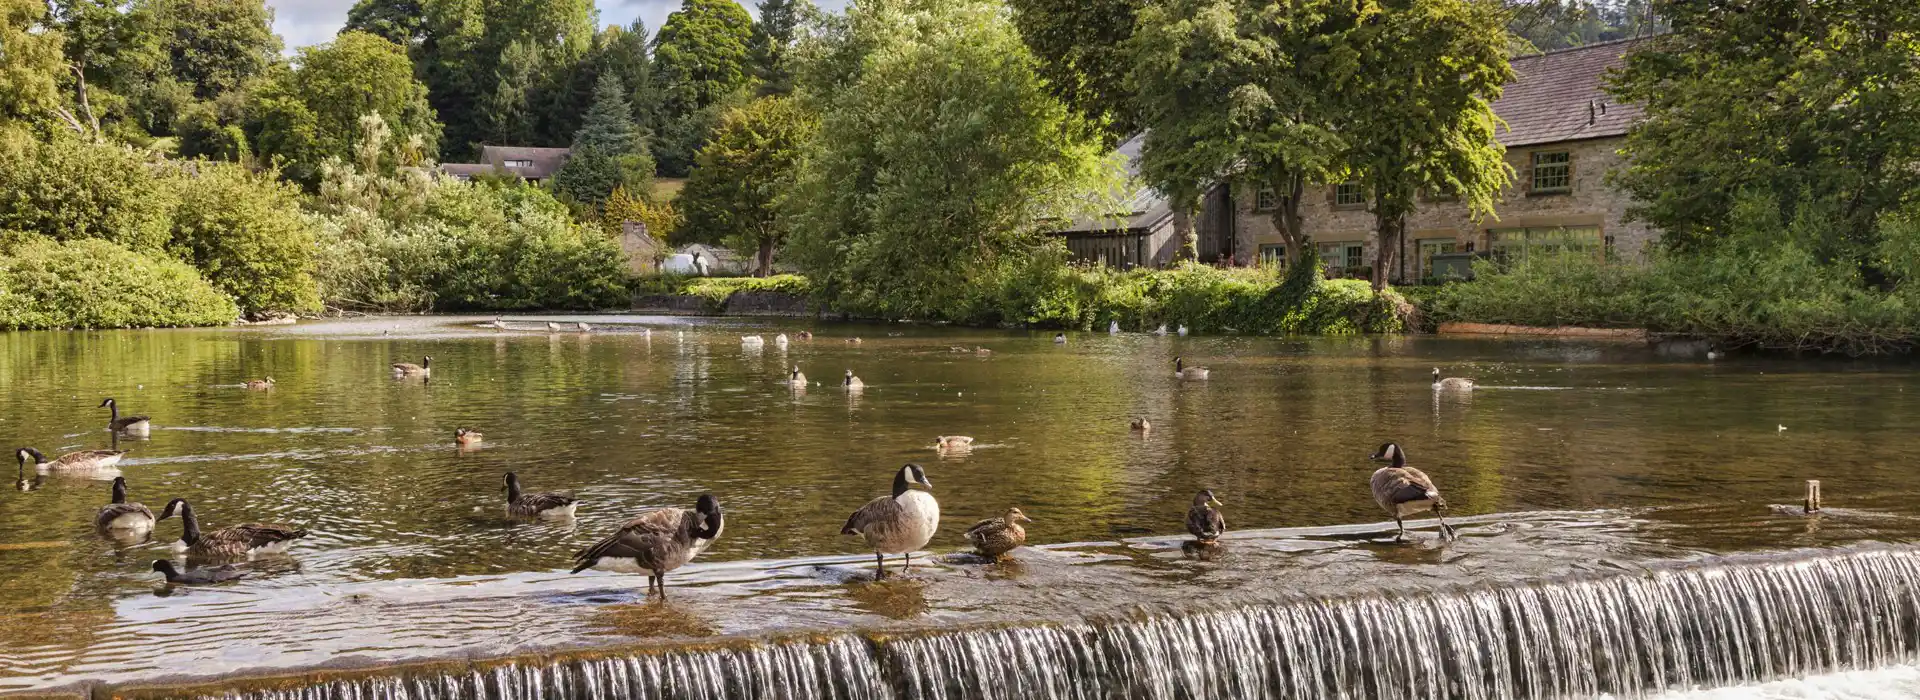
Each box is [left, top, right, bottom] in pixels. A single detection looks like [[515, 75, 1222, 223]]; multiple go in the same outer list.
[[158, 499, 308, 559], [1053, 333, 1066, 344], [1129, 416, 1151, 432], [965, 507, 1030, 560], [243, 377, 275, 390], [455, 428, 483, 447], [775, 333, 790, 348], [96, 476, 155, 532], [1185, 490, 1225, 544], [504, 472, 577, 518], [1369, 442, 1456, 542], [1432, 368, 1474, 391], [788, 366, 808, 387], [1174, 357, 1210, 381], [935, 436, 974, 452], [18, 446, 124, 473], [100, 398, 150, 435], [151, 559, 247, 585], [391, 356, 431, 376], [570, 494, 723, 598], [844, 370, 865, 391], [841, 464, 939, 578]]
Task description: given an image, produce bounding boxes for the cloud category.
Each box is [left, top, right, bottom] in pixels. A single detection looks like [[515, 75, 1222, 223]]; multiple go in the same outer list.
[[270, 0, 853, 50]]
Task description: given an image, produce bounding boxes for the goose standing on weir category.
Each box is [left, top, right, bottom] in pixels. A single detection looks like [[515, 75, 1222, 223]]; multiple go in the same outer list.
[[96, 476, 155, 532], [1432, 368, 1474, 391], [158, 499, 309, 559], [1369, 443, 1456, 541], [842, 464, 939, 578], [391, 356, 431, 376], [17, 446, 124, 473], [504, 472, 577, 518], [1186, 490, 1226, 544], [100, 398, 150, 435], [570, 495, 723, 598]]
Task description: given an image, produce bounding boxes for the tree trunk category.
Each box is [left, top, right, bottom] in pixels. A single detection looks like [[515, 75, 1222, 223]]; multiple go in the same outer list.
[[1373, 211, 1405, 291], [1172, 207, 1197, 263], [1267, 174, 1308, 265], [757, 239, 775, 277]]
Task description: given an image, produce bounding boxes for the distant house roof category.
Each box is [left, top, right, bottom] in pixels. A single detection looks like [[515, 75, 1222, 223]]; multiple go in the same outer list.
[[440, 146, 573, 181], [439, 163, 494, 179], [1493, 37, 1650, 147], [1055, 133, 1173, 235]]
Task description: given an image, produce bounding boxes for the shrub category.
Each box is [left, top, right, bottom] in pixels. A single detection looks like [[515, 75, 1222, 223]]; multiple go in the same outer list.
[[0, 236, 238, 330], [0, 135, 177, 253], [167, 162, 321, 315]]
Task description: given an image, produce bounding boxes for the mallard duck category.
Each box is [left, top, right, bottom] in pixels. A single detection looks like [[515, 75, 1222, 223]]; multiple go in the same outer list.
[[844, 369, 865, 391], [949, 346, 971, 353], [570, 494, 723, 599], [1185, 490, 1225, 544], [965, 507, 1031, 559], [841, 464, 939, 578], [158, 499, 308, 559], [18, 446, 125, 473], [1129, 417, 1151, 432], [935, 436, 974, 451], [1174, 357, 1210, 381], [1052, 333, 1066, 344], [789, 366, 808, 387], [847, 337, 863, 345], [455, 428, 483, 447], [798, 330, 813, 340], [504, 472, 577, 518], [1432, 368, 1474, 391], [151, 560, 246, 585], [100, 398, 150, 435], [243, 377, 275, 390], [96, 476, 154, 531], [391, 356, 431, 376], [1369, 442, 1456, 541]]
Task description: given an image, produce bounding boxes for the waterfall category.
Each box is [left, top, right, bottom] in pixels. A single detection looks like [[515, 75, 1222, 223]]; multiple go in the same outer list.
[[179, 548, 1920, 700]]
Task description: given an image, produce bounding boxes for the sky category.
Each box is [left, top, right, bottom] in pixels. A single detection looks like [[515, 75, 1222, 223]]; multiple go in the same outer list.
[[268, 0, 846, 51]]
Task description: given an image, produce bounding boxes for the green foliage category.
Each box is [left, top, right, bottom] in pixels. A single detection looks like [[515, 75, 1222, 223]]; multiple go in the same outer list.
[[167, 162, 320, 314], [139, 0, 281, 99], [0, 134, 177, 252], [406, 0, 596, 160], [343, 0, 425, 47], [552, 73, 654, 209], [747, 0, 811, 97], [249, 32, 442, 184], [1007, 0, 1140, 138], [679, 95, 814, 275], [0, 0, 68, 125], [970, 255, 1403, 333], [651, 0, 755, 175], [786, 0, 1115, 321], [0, 235, 238, 330], [634, 273, 811, 311], [1609, 0, 1920, 270], [1508, 0, 1661, 52]]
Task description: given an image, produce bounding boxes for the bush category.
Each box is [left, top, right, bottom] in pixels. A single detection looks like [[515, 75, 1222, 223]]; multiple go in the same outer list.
[[0, 135, 177, 253], [632, 274, 812, 312], [0, 236, 238, 330], [167, 162, 321, 315]]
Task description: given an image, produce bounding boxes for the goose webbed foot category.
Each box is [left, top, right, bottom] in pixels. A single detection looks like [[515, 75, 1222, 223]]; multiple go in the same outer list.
[[873, 552, 887, 580]]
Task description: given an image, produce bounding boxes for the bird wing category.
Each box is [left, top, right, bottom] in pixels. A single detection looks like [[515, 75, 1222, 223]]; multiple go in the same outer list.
[[841, 496, 901, 535], [964, 517, 1004, 543], [1374, 467, 1444, 507], [213, 523, 308, 549], [95, 503, 153, 528], [1186, 506, 1225, 538], [391, 363, 420, 372], [572, 507, 690, 572], [516, 492, 577, 511], [49, 450, 123, 468]]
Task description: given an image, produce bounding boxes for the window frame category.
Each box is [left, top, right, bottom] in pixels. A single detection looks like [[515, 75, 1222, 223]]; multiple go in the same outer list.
[[1333, 183, 1367, 209], [505, 159, 535, 168], [1529, 151, 1573, 195]]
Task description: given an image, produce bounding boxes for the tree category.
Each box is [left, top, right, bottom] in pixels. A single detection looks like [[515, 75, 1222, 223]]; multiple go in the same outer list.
[[551, 72, 654, 209], [0, 0, 67, 125], [1008, 0, 1140, 140], [1609, 0, 1920, 272], [785, 0, 1112, 319], [1343, 0, 1512, 290], [249, 32, 442, 183], [1127, 0, 1357, 265], [747, 0, 811, 96], [485, 39, 544, 145], [680, 96, 814, 275], [343, 0, 426, 47], [651, 0, 754, 175], [1507, 0, 1660, 52], [138, 0, 281, 99]]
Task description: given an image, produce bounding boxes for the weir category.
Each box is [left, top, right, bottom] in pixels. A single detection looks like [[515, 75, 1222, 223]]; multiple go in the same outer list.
[[113, 546, 1920, 700]]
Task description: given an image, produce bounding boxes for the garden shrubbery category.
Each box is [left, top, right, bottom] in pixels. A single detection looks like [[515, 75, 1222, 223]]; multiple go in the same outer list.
[[0, 236, 239, 330]]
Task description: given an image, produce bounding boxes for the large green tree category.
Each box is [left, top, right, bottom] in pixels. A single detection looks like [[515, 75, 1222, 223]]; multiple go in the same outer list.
[[650, 0, 754, 175], [140, 0, 281, 99], [249, 32, 441, 183], [747, 0, 810, 96], [342, 0, 425, 47], [785, 0, 1112, 319], [1609, 0, 1920, 272], [679, 96, 815, 275], [402, 0, 595, 158], [1344, 0, 1512, 289], [0, 0, 67, 125], [1008, 0, 1140, 140], [551, 72, 654, 209]]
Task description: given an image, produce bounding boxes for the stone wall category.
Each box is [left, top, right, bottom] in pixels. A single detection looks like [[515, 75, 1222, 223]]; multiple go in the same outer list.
[[1233, 136, 1656, 281]]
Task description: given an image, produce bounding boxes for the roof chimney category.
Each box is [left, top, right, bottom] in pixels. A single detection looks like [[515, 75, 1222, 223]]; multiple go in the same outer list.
[[1587, 100, 1597, 125]]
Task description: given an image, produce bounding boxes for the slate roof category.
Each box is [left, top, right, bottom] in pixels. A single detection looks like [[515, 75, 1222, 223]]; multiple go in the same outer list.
[[1493, 37, 1650, 147], [439, 163, 495, 178], [1056, 133, 1174, 235], [441, 146, 574, 180]]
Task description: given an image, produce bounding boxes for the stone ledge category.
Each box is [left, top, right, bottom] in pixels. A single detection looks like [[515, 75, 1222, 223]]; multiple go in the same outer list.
[[1437, 321, 1648, 342]]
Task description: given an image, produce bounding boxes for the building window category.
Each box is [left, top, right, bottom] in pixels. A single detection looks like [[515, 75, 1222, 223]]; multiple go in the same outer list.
[[1254, 187, 1277, 211], [1334, 183, 1367, 207], [1416, 237, 1458, 280], [505, 159, 535, 168], [1317, 242, 1366, 275], [1487, 225, 1603, 264], [1530, 152, 1572, 194], [1258, 243, 1286, 265]]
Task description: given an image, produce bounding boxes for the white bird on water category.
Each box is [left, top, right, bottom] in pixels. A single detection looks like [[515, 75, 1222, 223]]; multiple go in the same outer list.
[[1109, 320, 1120, 334], [775, 333, 790, 348], [1177, 325, 1189, 337], [1153, 324, 1169, 337]]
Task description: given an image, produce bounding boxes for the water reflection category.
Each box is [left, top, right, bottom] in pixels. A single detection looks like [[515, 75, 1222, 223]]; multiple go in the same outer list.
[[844, 577, 928, 620]]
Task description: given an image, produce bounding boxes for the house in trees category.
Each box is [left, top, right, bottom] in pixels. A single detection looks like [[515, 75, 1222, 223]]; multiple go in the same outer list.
[[441, 146, 573, 183], [1235, 38, 1655, 282], [1050, 134, 1236, 269]]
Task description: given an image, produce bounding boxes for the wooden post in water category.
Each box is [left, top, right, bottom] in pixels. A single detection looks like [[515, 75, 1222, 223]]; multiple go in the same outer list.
[[1805, 480, 1822, 514]]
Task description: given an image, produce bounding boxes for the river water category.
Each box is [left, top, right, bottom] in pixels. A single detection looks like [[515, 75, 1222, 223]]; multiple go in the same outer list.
[[4, 316, 1920, 698]]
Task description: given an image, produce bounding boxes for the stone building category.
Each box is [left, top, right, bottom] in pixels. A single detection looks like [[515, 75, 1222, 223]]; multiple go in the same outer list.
[[440, 146, 573, 183], [1235, 38, 1653, 282], [1050, 133, 1235, 269]]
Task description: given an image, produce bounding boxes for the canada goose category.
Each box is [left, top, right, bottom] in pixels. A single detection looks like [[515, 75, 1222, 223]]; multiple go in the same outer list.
[[243, 377, 275, 390], [1432, 368, 1475, 391], [547, 322, 562, 332], [570, 494, 723, 598], [391, 356, 431, 376], [775, 333, 790, 347], [18, 446, 124, 473], [742, 335, 765, 346], [1129, 416, 1151, 432], [847, 337, 863, 345], [841, 464, 939, 578], [975, 347, 992, 356], [935, 435, 974, 451], [96, 476, 155, 531], [100, 398, 150, 435], [844, 370, 865, 391], [1707, 347, 1724, 361], [1174, 357, 1210, 381], [1053, 333, 1066, 344], [577, 322, 592, 332], [789, 366, 808, 387], [949, 346, 971, 353], [151, 559, 246, 585], [504, 472, 577, 518], [965, 507, 1031, 560], [158, 499, 308, 559], [1369, 443, 1456, 542], [1186, 490, 1226, 544], [455, 428, 483, 447], [490, 317, 506, 330]]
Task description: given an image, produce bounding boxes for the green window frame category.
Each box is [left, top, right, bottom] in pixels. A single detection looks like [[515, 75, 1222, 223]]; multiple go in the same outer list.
[[1487, 225, 1603, 264], [1416, 238, 1458, 280], [1334, 183, 1367, 207], [1254, 187, 1277, 211], [1531, 152, 1572, 194]]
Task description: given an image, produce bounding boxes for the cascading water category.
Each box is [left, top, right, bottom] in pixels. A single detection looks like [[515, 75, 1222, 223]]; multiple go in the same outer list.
[[173, 548, 1920, 700]]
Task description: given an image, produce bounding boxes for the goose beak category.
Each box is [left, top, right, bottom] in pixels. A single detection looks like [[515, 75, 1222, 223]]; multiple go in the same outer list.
[[1208, 498, 1223, 507], [919, 475, 934, 489]]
